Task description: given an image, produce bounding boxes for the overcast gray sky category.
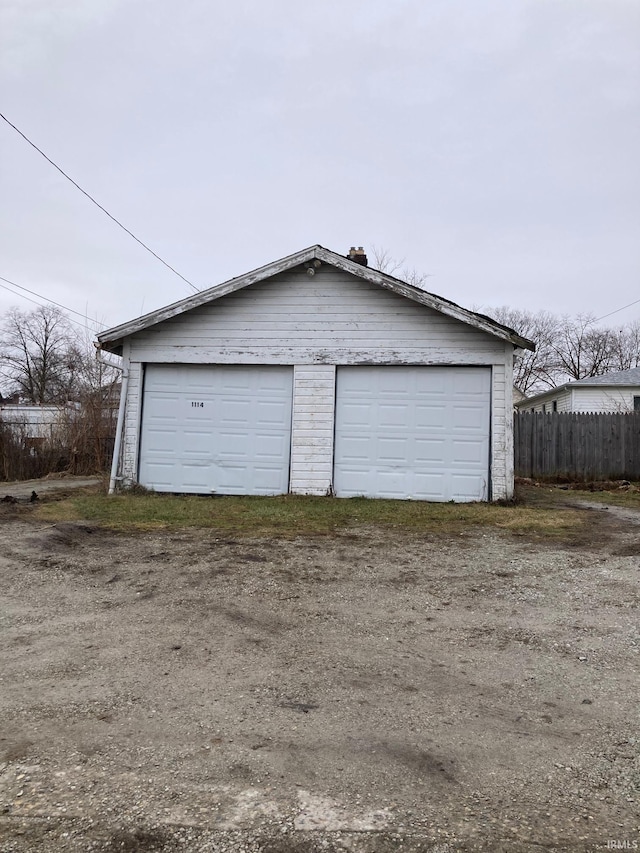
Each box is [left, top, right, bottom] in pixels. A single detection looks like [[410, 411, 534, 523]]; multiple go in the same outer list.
[[1, 0, 638, 335]]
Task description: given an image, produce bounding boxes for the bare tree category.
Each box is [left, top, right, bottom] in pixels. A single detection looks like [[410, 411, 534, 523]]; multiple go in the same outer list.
[[481, 306, 640, 394], [552, 314, 616, 381], [370, 245, 432, 288], [610, 319, 640, 371], [476, 306, 561, 393], [0, 305, 121, 476], [64, 328, 121, 472], [0, 305, 77, 404]]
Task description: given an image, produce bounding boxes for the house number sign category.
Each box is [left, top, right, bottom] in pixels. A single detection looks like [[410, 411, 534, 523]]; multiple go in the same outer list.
[[191, 401, 205, 408]]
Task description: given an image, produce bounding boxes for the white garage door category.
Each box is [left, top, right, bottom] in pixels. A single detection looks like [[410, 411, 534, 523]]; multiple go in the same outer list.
[[334, 366, 491, 501], [139, 365, 293, 495]]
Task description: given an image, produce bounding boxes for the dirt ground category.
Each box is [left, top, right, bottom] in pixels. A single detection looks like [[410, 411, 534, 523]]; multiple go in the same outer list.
[[0, 493, 638, 852], [0, 476, 101, 501]]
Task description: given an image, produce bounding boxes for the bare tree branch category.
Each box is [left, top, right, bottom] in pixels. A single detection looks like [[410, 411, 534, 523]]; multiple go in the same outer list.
[[370, 245, 432, 288], [0, 306, 76, 403]]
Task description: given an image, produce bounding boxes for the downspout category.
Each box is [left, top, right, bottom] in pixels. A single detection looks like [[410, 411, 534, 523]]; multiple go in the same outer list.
[[109, 366, 128, 495], [95, 344, 127, 496]]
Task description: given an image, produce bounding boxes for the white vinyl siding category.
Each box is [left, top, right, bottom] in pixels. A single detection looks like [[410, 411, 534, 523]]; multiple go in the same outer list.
[[525, 390, 571, 413], [554, 393, 572, 412], [571, 387, 640, 413], [522, 387, 640, 413]]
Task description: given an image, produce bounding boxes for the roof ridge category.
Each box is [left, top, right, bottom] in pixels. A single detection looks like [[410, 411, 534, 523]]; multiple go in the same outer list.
[[98, 245, 535, 354]]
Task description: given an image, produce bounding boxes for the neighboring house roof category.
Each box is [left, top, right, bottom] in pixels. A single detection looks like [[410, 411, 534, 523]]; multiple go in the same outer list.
[[516, 367, 640, 408], [98, 245, 535, 355], [569, 367, 640, 387]]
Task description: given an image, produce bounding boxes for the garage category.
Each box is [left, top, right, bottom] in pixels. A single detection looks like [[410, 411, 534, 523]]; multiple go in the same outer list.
[[334, 366, 491, 501], [138, 365, 293, 495], [99, 245, 534, 501]]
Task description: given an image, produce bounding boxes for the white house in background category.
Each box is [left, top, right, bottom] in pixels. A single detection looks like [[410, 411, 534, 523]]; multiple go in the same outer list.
[[0, 404, 75, 441], [516, 367, 640, 414], [97, 245, 534, 502]]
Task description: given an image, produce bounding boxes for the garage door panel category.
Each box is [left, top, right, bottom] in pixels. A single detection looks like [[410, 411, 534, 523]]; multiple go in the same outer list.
[[452, 405, 488, 430], [142, 462, 176, 487], [216, 465, 247, 492], [339, 435, 373, 458], [334, 366, 490, 502], [377, 470, 411, 493], [414, 404, 447, 429], [254, 435, 290, 460], [451, 439, 485, 464], [143, 428, 180, 452], [413, 437, 447, 463], [145, 397, 181, 419], [217, 431, 252, 457], [148, 369, 181, 390], [378, 404, 409, 427], [413, 471, 446, 495], [340, 403, 373, 427], [139, 365, 293, 495], [253, 465, 288, 489], [220, 400, 252, 423], [450, 473, 486, 500], [181, 463, 214, 488], [183, 432, 215, 454], [184, 409, 216, 425], [259, 374, 292, 393], [377, 437, 408, 462], [221, 376, 251, 390], [255, 400, 292, 426], [335, 469, 369, 493], [377, 372, 407, 394]]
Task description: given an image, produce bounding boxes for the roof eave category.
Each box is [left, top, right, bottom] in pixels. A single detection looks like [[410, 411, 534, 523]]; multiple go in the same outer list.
[[97, 244, 322, 347], [314, 248, 535, 350]]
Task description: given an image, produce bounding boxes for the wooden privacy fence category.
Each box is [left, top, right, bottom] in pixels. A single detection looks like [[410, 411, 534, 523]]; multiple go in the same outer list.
[[514, 412, 640, 481]]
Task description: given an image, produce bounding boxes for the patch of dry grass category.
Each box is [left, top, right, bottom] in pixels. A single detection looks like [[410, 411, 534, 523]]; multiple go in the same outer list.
[[517, 481, 640, 510], [35, 492, 585, 539], [559, 487, 640, 509]]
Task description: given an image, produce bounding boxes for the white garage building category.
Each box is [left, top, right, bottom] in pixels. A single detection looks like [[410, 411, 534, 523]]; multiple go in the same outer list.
[[98, 245, 534, 502]]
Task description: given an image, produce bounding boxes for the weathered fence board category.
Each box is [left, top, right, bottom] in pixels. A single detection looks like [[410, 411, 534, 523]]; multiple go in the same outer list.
[[514, 412, 640, 480]]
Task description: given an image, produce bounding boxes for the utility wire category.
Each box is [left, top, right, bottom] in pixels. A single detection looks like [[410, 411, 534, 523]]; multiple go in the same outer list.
[[595, 297, 640, 323], [0, 279, 53, 312], [0, 274, 106, 326], [0, 112, 200, 294], [0, 277, 104, 332]]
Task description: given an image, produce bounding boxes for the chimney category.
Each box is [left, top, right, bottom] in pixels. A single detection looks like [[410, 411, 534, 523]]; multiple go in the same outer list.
[[347, 246, 368, 267]]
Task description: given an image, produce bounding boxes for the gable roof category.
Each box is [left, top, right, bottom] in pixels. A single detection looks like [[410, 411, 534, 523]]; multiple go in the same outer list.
[[97, 244, 535, 355], [516, 366, 640, 408]]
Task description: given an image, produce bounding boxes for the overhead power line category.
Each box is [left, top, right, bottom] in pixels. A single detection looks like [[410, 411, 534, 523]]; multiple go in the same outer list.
[[595, 297, 640, 323], [0, 275, 105, 331], [0, 112, 200, 294]]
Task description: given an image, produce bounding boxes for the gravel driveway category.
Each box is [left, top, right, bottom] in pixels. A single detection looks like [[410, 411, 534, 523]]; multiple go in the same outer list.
[[0, 497, 638, 852]]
